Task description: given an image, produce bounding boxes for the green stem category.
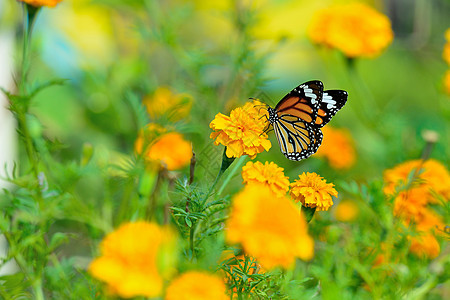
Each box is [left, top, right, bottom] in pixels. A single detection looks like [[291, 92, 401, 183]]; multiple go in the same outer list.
[[217, 155, 247, 197], [189, 222, 196, 258], [406, 276, 437, 300], [20, 4, 40, 96], [206, 169, 224, 200], [350, 261, 381, 299], [18, 112, 39, 179], [18, 4, 41, 179], [32, 277, 45, 300], [202, 147, 236, 205]]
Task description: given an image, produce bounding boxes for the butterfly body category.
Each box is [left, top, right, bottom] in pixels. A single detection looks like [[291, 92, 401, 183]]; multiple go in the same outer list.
[[266, 81, 348, 161]]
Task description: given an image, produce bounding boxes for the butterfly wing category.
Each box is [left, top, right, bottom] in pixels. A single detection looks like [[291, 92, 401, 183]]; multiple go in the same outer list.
[[272, 115, 323, 161], [314, 90, 348, 128], [268, 81, 345, 161], [275, 80, 324, 125]]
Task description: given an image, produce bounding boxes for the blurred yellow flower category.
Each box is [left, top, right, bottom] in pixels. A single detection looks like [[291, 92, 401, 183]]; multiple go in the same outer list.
[[52, 0, 114, 67], [165, 271, 228, 300], [135, 126, 192, 171], [392, 187, 429, 223], [444, 70, 450, 95], [416, 208, 445, 233], [315, 127, 356, 169], [210, 100, 271, 159], [135, 123, 167, 149], [386, 160, 447, 259], [252, 1, 318, 40], [290, 172, 338, 211], [241, 161, 289, 197], [226, 184, 314, 269], [334, 200, 359, 222], [143, 87, 192, 121], [383, 159, 450, 201], [443, 28, 450, 65], [19, 0, 62, 7], [148, 133, 192, 171], [409, 233, 440, 259], [89, 222, 178, 299], [308, 3, 393, 58]]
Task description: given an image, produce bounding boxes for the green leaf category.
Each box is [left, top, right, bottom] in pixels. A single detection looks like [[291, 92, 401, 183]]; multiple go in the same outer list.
[[171, 207, 187, 214], [185, 216, 192, 228], [49, 232, 69, 251], [28, 79, 68, 99], [302, 206, 316, 223]]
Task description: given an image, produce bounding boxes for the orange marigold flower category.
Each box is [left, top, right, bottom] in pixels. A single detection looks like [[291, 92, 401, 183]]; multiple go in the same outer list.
[[241, 161, 290, 197], [165, 271, 228, 300], [135, 125, 191, 171], [290, 172, 338, 211], [308, 3, 393, 58], [315, 127, 356, 169], [443, 28, 450, 65], [226, 184, 314, 269], [392, 187, 429, 224], [416, 209, 445, 234], [383, 159, 450, 201], [143, 87, 192, 121], [334, 200, 359, 222], [210, 100, 271, 159], [89, 222, 178, 299], [19, 0, 62, 7], [409, 233, 440, 259], [146, 133, 191, 170]]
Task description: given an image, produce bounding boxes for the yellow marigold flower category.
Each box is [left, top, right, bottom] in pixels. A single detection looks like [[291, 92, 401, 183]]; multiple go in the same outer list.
[[308, 3, 393, 58], [409, 233, 440, 259], [143, 87, 192, 121], [443, 28, 450, 65], [290, 172, 338, 211], [444, 70, 450, 95], [241, 161, 290, 197], [383, 159, 450, 201], [315, 127, 356, 169], [19, 0, 62, 7], [334, 200, 359, 222], [226, 184, 314, 269], [165, 271, 228, 300], [89, 222, 178, 299], [135, 125, 192, 171], [210, 100, 271, 159]]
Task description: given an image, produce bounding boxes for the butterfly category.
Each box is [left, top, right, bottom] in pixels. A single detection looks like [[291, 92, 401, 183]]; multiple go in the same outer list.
[[265, 80, 348, 161]]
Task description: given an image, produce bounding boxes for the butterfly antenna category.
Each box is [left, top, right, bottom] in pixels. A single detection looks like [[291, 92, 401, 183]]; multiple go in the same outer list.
[[254, 90, 277, 107], [262, 124, 273, 135]]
